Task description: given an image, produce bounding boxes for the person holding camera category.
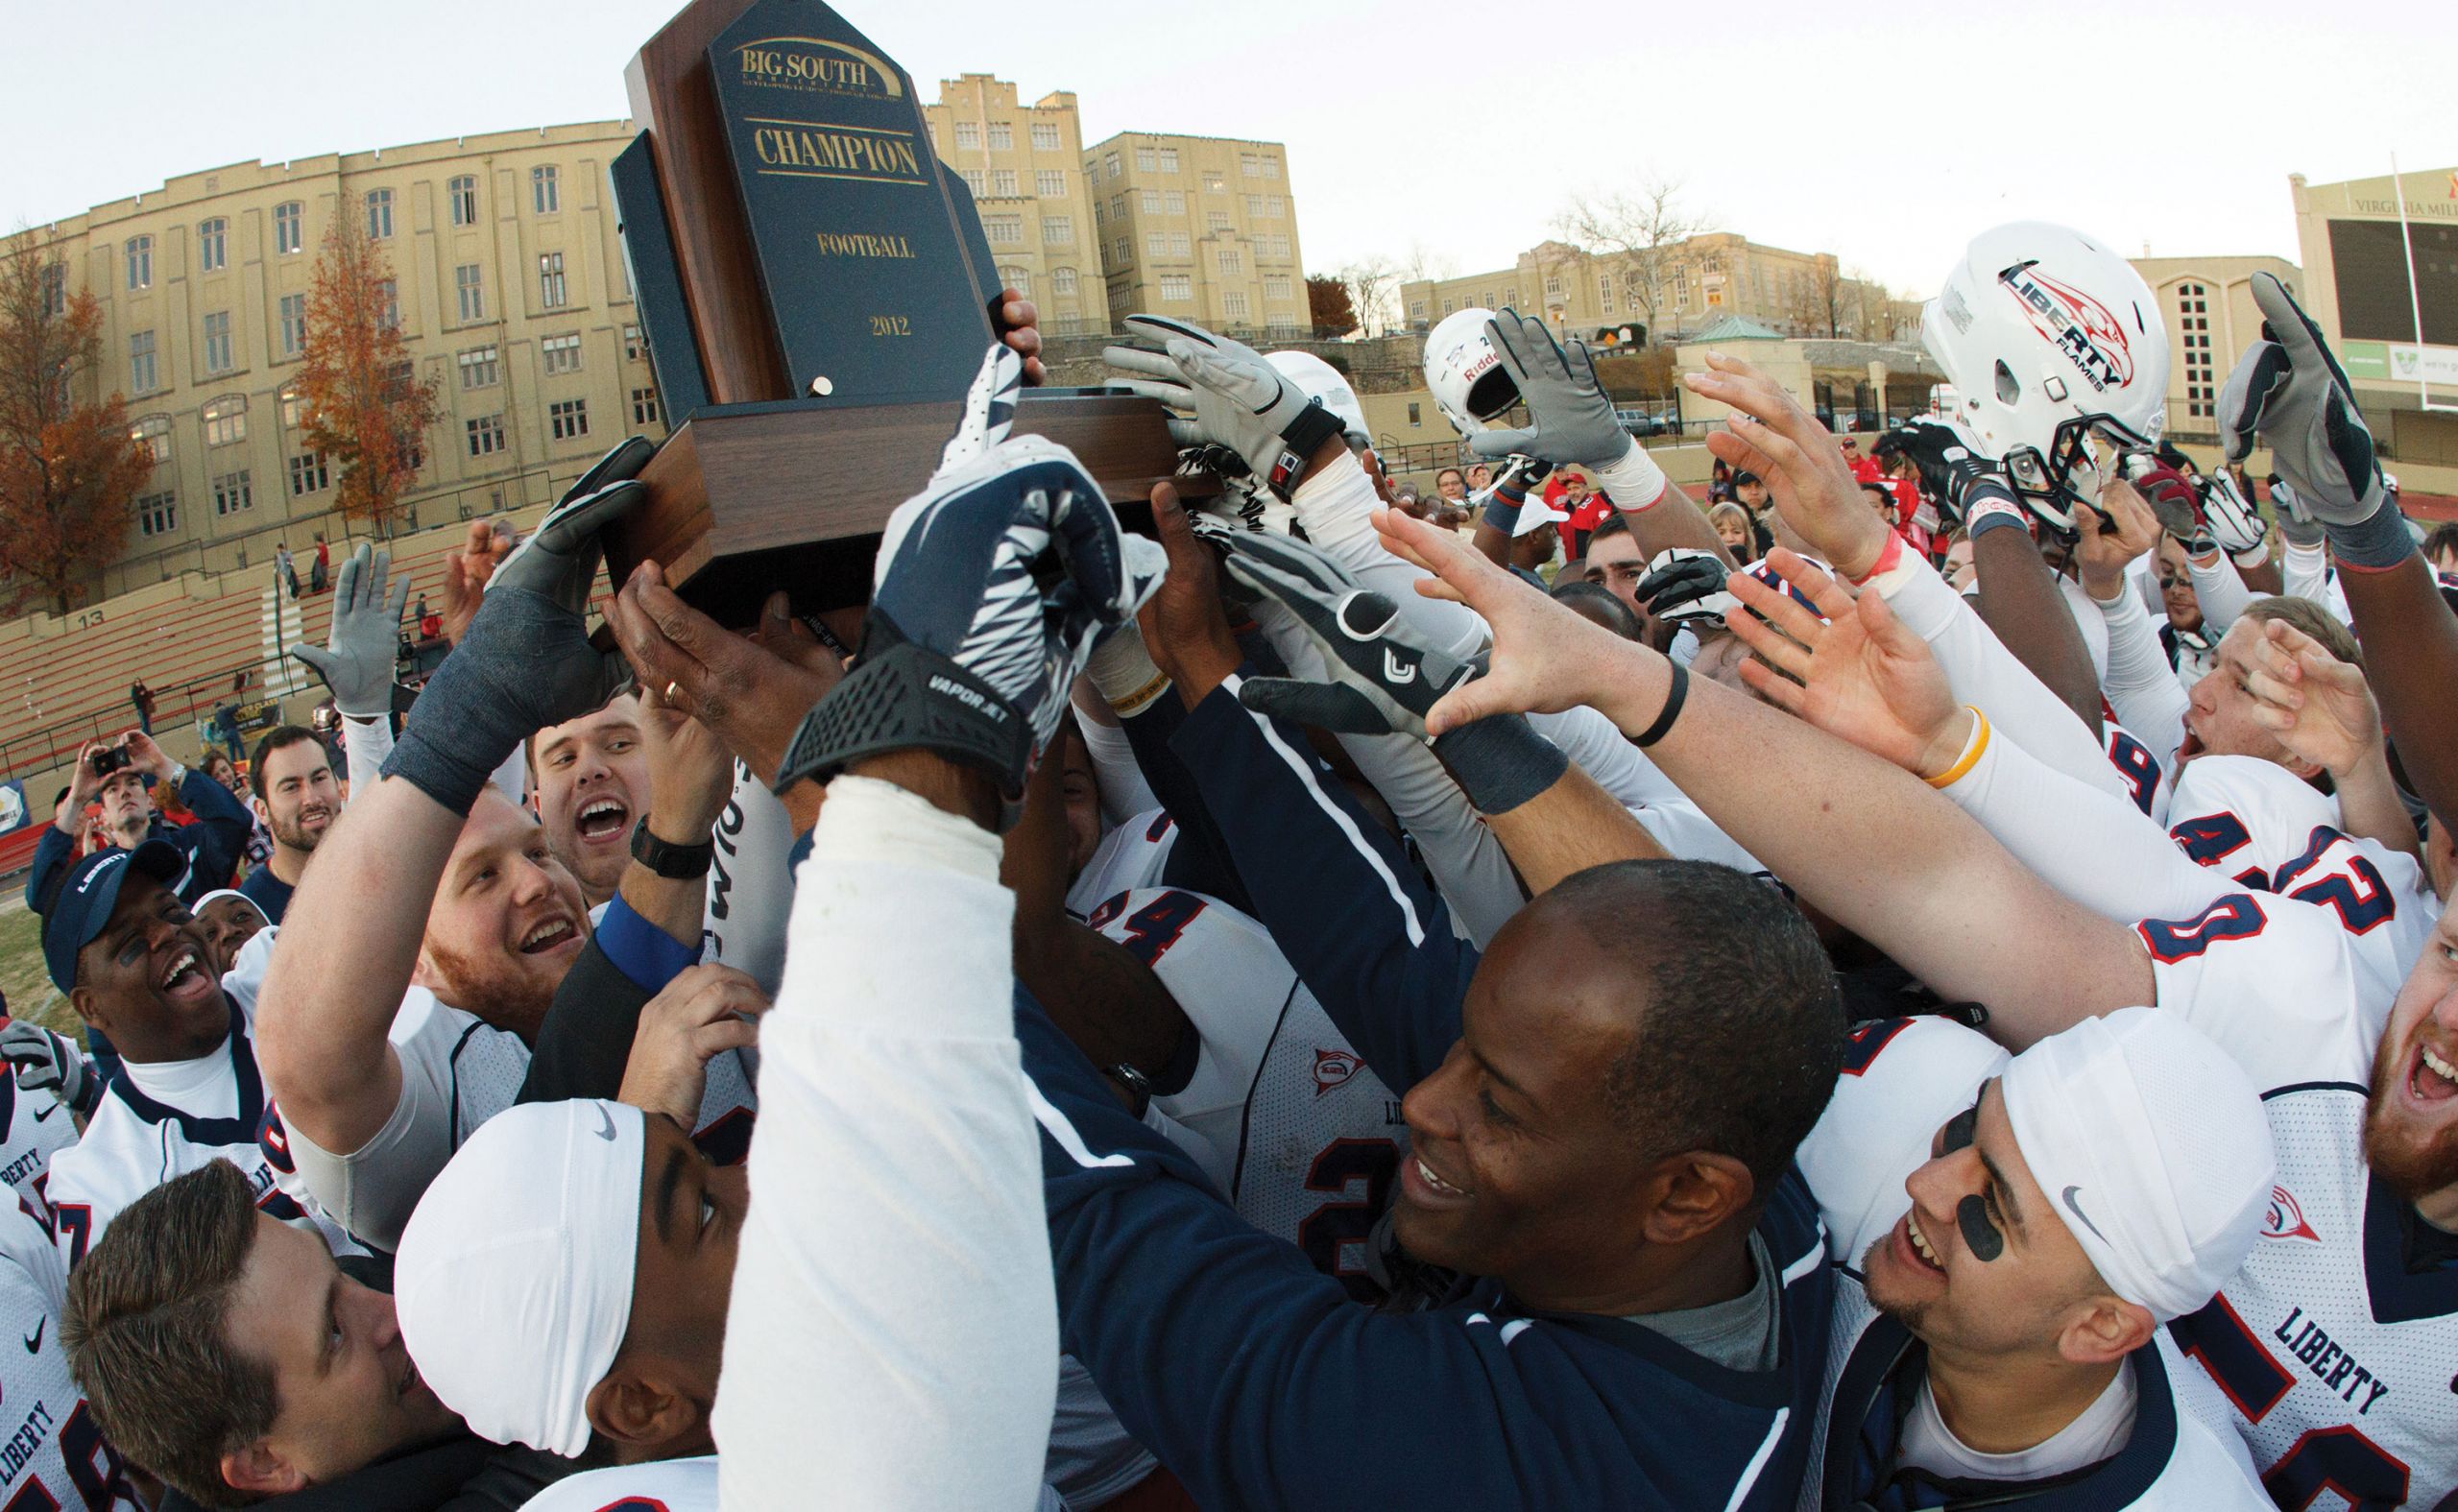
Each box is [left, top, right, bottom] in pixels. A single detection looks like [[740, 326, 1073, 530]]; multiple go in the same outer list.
[[21, 730, 255, 916]]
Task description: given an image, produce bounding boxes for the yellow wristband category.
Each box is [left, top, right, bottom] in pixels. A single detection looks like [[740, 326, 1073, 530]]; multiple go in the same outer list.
[[1109, 669, 1174, 719], [1924, 708, 1990, 789]]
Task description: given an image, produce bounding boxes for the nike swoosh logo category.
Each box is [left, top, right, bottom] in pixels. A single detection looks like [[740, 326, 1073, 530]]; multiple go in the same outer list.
[[31, 1101, 57, 1123], [2060, 1186, 2109, 1243], [25, 1319, 42, 1354], [1383, 649, 1418, 685], [592, 1106, 616, 1142]]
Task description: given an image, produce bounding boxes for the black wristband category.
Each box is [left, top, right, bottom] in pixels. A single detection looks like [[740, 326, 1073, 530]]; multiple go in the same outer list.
[[1430, 713, 1570, 816], [1630, 660, 1689, 749], [1265, 401, 1348, 501], [773, 641, 1029, 798], [629, 817, 714, 879]]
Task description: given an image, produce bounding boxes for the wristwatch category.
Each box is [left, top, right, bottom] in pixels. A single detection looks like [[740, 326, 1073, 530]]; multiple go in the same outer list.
[[629, 816, 715, 879], [1264, 400, 1349, 501]]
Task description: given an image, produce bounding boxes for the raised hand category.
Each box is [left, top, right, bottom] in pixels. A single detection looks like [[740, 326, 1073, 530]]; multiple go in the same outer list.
[[2077, 477, 2163, 601], [2218, 274, 2387, 530], [778, 345, 1165, 822], [439, 520, 514, 647], [607, 572, 842, 789], [1103, 315, 1341, 497], [616, 964, 771, 1130], [1723, 549, 1968, 778], [290, 543, 407, 716], [1464, 309, 1631, 470], [1217, 530, 1473, 738], [1685, 353, 1890, 578]]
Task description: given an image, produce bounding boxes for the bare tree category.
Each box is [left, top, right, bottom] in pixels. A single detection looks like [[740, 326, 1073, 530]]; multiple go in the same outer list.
[[1788, 257, 1846, 339], [1844, 269, 1918, 343], [1339, 256, 1404, 338], [1554, 174, 1700, 346]]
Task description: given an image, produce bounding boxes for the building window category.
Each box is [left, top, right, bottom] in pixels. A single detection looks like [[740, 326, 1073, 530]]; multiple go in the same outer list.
[[1265, 234, 1290, 258], [1265, 196, 1285, 218], [279, 294, 308, 357], [125, 236, 152, 291], [466, 414, 505, 456], [532, 165, 560, 214], [960, 169, 985, 198], [954, 121, 979, 150], [985, 216, 1022, 245], [992, 169, 1017, 197], [1223, 292, 1249, 321], [1163, 189, 1185, 215], [129, 332, 158, 394], [275, 201, 303, 254], [538, 252, 566, 309], [1158, 148, 1179, 173], [1442, 298, 1456, 316], [1141, 190, 1161, 212], [1043, 215, 1072, 246], [134, 492, 177, 538], [1093, 199, 1103, 227], [1409, 300, 1426, 319], [1203, 170, 1224, 193], [130, 413, 171, 463], [1217, 250, 1242, 275], [1136, 146, 1156, 172], [204, 395, 247, 446], [37, 264, 65, 317], [1408, 402, 1422, 426], [375, 279, 399, 331], [1114, 236, 1131, 266], [198, 218, 228, 273], [1109, 193, 1125, 220], [623, 324, 645, 362], [1265, 275, 1291, 300], [1145, 232, 1168, 256], [449, 175, 478, 227], [1160, 275, 1192, 302], [1264, 155, 1282, 179], [1243, 194, 1264, 218], [987, 122, 1012, 151], [1208, 212, 1231, 233], [631, 387, 661, 425], [549, 397, 590, 441], [279, 384, 304, 428], [367, 188, 394, 239], [1241, 153, 1262, 178], [1104, 152, 1121, 180], [1030, 121, 1061, 151], [456, 264, 486, 322], [1036, 169, 1066, 198], [212, 470, 253, 516], [1051, 266, 1077, 296], [288, 451, 328, 494], [1169, 231, 1189, 256], [201, 311, 235, 374], [542, 332, 583, 375], [459, 345, 500, 388], [996, 266, 1031, 298]]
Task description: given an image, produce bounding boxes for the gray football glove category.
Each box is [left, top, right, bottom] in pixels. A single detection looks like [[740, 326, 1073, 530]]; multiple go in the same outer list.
[[2219, 275, 2392, 549], [2198, 468, 2269, 558], [289, 544, 407, 717], [381, 436, 654, 814], [1103, 316, 1340, 497], [0, 1020, 95, 1118], [1465, 308, 1631, 469]]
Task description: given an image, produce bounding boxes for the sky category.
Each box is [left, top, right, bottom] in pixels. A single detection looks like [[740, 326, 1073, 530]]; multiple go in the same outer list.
[[4, 0, 2453, 296]]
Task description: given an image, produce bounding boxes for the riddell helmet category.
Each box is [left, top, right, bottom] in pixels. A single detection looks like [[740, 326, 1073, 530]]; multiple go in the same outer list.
[[1265, 350, 1370, 446], [1424, 307, 1519, 436], [1921, 224, 2170, 530]]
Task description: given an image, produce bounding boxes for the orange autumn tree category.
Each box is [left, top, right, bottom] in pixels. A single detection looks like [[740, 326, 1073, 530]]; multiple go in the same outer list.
[[0, 235, 154, 615], [298, 195, 442, 528]]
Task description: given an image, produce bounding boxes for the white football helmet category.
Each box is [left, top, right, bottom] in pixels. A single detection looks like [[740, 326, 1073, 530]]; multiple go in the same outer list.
[[1424, 307, 1520, 436], [1265, 350, 1370, 447], [1921, 223, 2169, 530]]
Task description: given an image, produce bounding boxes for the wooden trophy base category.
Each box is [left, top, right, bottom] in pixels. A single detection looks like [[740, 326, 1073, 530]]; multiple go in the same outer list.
[[602, 389, 1217, 628]]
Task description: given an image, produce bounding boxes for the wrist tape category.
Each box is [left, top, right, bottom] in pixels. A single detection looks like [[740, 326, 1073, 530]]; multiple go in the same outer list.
[[1431, 713, 1570, 816]]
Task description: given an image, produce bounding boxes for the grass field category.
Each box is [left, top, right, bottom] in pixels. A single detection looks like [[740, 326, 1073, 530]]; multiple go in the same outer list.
[[0, 891, 84, 1044]]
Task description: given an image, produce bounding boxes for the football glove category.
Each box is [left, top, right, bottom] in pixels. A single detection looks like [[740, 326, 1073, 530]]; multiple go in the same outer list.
[[2219, 274, 2402, 564], [1468, 311, 1668, 507], [1103, 316, 1346, 499], [1888, 420, 2021, 530], [1634, 549, 1739, 627], [0, 1020, 97, 1118], [2198, 468, 2270, 559], [381, 436, 654, 814], [777, 346, 1165, 824], [289, 543, 408, 717]]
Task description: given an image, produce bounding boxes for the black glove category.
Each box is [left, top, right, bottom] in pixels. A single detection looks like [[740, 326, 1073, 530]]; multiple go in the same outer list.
[[1633, 551, 1737, 626]]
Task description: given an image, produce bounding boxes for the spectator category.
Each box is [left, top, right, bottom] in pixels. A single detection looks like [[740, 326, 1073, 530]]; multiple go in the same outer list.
[[1732, 471, 1777, 555], [1939, 528, 1976, 593], [277, 540, 299, 600], [2424, 520, 2458, 577], [1464, 460, 1492, 495], [310, 534, 331, 595], [1708, 501, 1754, 556], [23, 731, 253, 913], [190, 888, 270, 976], [238, 726, 345, 926], [1548, 467, 1614, 561], [208, 700, 245, 764], [1842, 435, 1881, 483], [129, 680, 155, 735]]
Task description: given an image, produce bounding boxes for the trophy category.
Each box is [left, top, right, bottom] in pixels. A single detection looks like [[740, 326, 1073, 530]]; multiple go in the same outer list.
[[605, 0, 1209, 624]]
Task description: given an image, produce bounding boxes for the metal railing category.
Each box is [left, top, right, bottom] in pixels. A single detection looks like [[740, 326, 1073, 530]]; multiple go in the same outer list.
[[2, 659, 291, 786]]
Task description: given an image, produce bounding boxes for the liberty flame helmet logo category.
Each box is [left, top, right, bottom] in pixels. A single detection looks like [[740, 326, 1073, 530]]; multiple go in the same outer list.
[[2261, 1185, 2321, 1243], [1999, 263, 2135, 396], [1312, 1049, 1362, 1098]]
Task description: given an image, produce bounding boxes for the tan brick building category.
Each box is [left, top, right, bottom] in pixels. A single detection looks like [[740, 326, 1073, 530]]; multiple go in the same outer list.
[[2286, 165, 2458, 489], [3, 121, 661, 599], [1081, 132, 1306, 337], [2127, 254, 2303, 448], [1401, 233, 1899, 346], [922, 75, 1107, 336]]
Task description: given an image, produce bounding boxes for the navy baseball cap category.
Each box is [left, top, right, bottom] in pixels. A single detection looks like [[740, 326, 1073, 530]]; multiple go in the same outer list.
[[41, 840, 186, 994]]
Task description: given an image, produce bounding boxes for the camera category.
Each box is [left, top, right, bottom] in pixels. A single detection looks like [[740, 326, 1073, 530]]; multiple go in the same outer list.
[[88, 744, 133, 780]]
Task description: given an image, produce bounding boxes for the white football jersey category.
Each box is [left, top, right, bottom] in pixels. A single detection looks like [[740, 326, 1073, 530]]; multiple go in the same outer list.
[[518, 1454, 1068, 1512], [49, 1007, 361, 1270], [1087, 886, 1407, 1300], [2144, 894, 2458, 1509], [2163, 755, 2440, 1031], [0, 1206, 137, 1508], [1795, 1017, 2267, 1510], [1065, 807, 1180, 921], [0, 1051, 77, 1230], [2102, 717, 2171, 822]]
